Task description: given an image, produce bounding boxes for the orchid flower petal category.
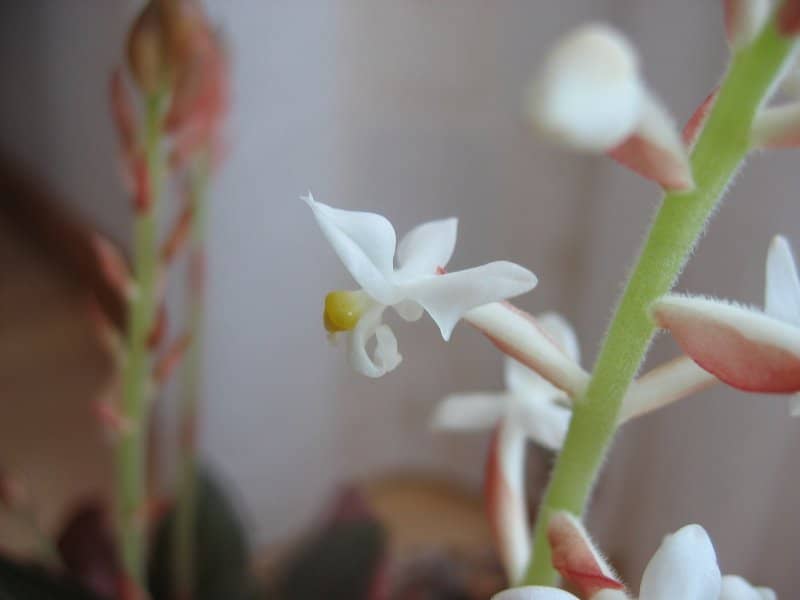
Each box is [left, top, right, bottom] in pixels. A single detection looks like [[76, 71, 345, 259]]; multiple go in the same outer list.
[[485, 424, 531, 585], [528, 23, 644, 152], [724, 0, 770, 50], [608, 93, 694, 191], [393, 299, 425, 322], [396, 217, 458, 277], [512, 392, 571, 452], [347, 305, 402, 377], [752, 102, 800, 149], [467, 303, 590, 397], [492, 588, 580, 600], [620, 356, 718, 423], [639, 524, 720, 600], [547, 512, 626, 598], [430, 393, 505, 431], [653, 294, 800, 393], [304, 194, 399, 304], [405, 262, 538, 341], [720, 575, 776, 600], [537, 311, 581, 363], [504, 356, 553, 395], [765, 235, 800, 325]]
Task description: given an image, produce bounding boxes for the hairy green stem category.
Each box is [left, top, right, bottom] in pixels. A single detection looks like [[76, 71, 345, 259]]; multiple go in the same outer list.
[[524, 22, 795, 585], [116, 92, 167, 588], [173, 154, 210, 600]]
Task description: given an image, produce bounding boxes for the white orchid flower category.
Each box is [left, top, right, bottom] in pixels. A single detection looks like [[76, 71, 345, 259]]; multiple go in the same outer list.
[[431, 313, 577, 584], [527, 23, 693, 191], [652, 235, 800, 416], [492, 513, 774, 600], [304, 194, 538, 377]]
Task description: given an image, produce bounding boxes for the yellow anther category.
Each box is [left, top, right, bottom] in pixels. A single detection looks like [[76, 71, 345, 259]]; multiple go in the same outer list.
[[323, 290, 368, 333]]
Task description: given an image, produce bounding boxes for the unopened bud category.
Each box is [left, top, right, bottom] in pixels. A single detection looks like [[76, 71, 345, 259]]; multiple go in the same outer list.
[[154, 333, 192, 384], [161, 202, 194, 264], [92, 235, 134, 299], [126, 1, 172, 95]]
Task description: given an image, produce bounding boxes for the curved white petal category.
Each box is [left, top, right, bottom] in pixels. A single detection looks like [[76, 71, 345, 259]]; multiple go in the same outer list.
[[537, 312, 581, 363], [653, 294, 800, 393], [720, 575, 776, 600], [765, 235, 800, 326], [529, 23, 644, 151], [347, 305, 402, 377], [393, 299, 425, 322], [512, 393, 571, 452], [304, 194, 399, 304], [492, 588, 580, 600], [486, 423, 530, 585], [724, 0, 770, 50], [504, 356, 551, 394], [396, 217, 458, 277], [430, 393, 506, 431], [405, 262, 538, 341], [639, 524, 720, 600]]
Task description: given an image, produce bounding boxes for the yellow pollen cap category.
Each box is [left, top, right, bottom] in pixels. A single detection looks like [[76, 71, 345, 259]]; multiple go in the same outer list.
[[323, 291, 368, 333]]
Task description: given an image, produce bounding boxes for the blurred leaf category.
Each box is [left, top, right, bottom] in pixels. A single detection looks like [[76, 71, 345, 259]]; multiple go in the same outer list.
[[148, 468, 252, 600], [0, 554, 103, 599], [276, 518, 386, 600], [56, 500, 119, 599]]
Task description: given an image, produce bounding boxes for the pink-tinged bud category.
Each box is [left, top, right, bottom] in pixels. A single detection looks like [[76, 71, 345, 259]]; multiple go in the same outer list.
[[484, 425, 530, 585], [87, 296, 123, 356], [161, 202, 194, 264], [683, 89, 719, 148], [109, 69, 138, 156], [154, 332, 192, 384], [147, 303, 167, 350], [724, 0, 770, 50], [607, 96, 694, 191], [126, 1, 172, 94], [652, 295, 800, 393], [547, 513, 626, 598], [92, 234, 133, 300], [778, 0, 800, 36], [93, 401, 134, 436], [529, 24, 644, 152], [132, 156, 152, 214], [752, 103, 800, 148]]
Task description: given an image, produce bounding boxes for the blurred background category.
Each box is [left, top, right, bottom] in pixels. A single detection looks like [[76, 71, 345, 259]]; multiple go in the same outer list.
[[0, 0, 799, 595]]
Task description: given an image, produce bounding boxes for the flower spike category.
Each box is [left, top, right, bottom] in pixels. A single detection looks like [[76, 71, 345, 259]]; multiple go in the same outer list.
[[305, 194, 538, 377], [529, 23, 693, 191], [724, 0, 771, 50]]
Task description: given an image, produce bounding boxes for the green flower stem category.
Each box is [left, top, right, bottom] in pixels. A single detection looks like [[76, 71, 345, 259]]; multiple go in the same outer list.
[[523, 21, 795, 586], [116, 91, 167, 587], [173, 154, 210, 599]]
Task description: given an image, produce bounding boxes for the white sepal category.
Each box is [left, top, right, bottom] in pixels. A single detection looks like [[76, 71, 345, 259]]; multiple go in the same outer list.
[[430, 393, 504, 431], [720, 575, 776, 600], [765, 235, 800, 325], [395, 217, 457, 278], [528, 23, 644, 151], [639, 524, 721, 600]]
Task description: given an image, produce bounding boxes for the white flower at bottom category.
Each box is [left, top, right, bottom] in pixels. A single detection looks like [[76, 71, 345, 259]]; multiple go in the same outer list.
[[493, 513, 775, 600], [305, 194, 538, 377]]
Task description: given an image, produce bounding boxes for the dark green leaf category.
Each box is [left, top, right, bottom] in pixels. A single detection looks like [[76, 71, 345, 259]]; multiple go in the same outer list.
[[0, 554, 103, 600], [148, 467, 252, 600]]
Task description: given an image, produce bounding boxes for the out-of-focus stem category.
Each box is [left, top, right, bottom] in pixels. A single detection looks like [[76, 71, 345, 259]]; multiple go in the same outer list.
[[173, 153, 209, 600], [115, 91, 167, 589]]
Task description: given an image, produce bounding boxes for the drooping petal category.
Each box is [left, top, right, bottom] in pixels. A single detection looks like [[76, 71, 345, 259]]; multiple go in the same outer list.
[[724, 0, 771, 50], [765, 235, 800, 325], [620, 356, 718, 423], [467, 303, 590, 397], [430, 393, 505, 431], [751, 102, 800, 148], [396, 217, 458, 278], [304, 194, 399, 305], [404, 261, 538, 341], [485, 424, 530, 585], [492, 588, 580, 600], [347, 305, 402, 378], [639, 524, 720, 600], [608, 93, 694, 191], [528, 23, 645, 152], [547, 513, 626, 598], [653, 294, 800, 393], [720, 575, 776, 600], [537, 312, 581, 363]]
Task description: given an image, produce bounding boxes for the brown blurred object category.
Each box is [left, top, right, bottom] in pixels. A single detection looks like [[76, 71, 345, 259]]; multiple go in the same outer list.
[[0, 157, 117, 556]]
